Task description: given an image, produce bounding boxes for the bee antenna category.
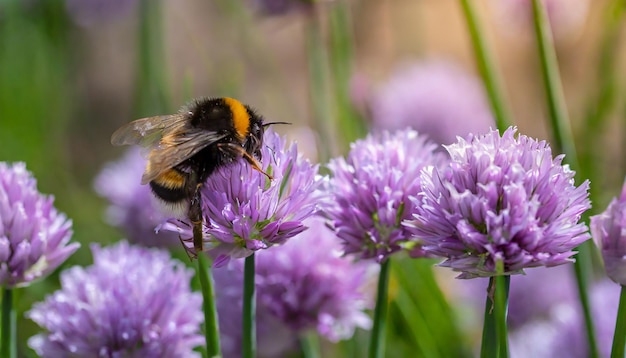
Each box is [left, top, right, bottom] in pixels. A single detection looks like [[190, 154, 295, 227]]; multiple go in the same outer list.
[[263, 121, 291, 127]]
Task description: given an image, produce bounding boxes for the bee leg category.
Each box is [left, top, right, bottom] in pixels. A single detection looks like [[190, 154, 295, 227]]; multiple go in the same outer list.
[[217, 143, 273, 179], [189, 183, 204, 256], [179, 235, 197, 261], [241, 150, 273, 180]]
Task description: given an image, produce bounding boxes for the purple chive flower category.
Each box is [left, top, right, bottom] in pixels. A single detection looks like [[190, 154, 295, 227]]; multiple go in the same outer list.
[[591, 178, 626, 285], [214, 217, 373, 357], [94, 148, 179, 247], [27, 241, 203, 357], [165, 129, 322, 266], [0, 162, 79, 288], [362, 60, 494, 145], [323, 129, 444, 262], [65, 0, 138, 27], [406, 127, 591, 278]]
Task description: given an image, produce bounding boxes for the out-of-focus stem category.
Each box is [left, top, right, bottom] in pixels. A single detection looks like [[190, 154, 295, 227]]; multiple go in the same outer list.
[[611, 285, 626, 358], [300, 331, 321, 358], [136, 0, 170, 115], [531, 1, 598, 357], [459, 0, 513, 130]]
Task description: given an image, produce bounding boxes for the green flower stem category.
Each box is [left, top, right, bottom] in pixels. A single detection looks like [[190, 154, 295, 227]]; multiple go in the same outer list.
[[611, 285, 626, 358], [530, 1, 598, 357], [573, 243, 599, 357], [329, 0, 366, 149], [197, 255, 221, 358], [392, 258, 469, 357], [136, 0, 170, 115], [480, 277, 497, 358], [300, 331, 321, 358], [306, 13, 337, 162], [242, 253, 256, 358], [480, 271, 510, 358], [459, 0, 513, 130], [580, 0, 626, 194], [1, 288, 15, 358], [494, 274, 510, 358], [369, 258, 391, 358], [530, 0, 578, 169]]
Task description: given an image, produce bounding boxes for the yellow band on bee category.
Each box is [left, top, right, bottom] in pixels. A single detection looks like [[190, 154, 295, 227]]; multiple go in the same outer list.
[[223, 97, 250, 140], [154, 168, 186, 189]]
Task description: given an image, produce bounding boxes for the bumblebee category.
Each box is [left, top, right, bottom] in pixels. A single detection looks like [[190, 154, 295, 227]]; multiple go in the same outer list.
[[111, 97, 275, 255]]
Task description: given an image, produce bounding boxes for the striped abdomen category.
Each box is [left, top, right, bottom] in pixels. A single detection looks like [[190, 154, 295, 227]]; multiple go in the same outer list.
[[149, 167, 189, 205]]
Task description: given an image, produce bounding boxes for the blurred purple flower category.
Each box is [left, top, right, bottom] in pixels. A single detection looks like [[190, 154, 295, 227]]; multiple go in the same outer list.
[[591, 178, 626, 285], [218, 285, 296, 358], [508, 265, 578, 328], [452, 265, 577, 331], [493, 0, 589, 40], [359, 60, 494, 146], [65, 0, 138, 27], [510, 280, 617, 358], [214, 217, 372, 357], [406, 127, 591, 278], [250, 0, 319, 16], [255, 217, 372, 340], [323, 130, 444, 262], [28, 241, 203, 357], [0, 162, 78, 288], [94, 148, 179, 247], [164, 129, 322, 266]]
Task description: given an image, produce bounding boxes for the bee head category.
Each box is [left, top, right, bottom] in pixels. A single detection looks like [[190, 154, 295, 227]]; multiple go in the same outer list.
[[244, 113, 265, 158]]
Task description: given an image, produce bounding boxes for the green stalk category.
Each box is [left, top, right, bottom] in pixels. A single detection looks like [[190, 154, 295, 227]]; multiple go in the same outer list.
[[494, 272, 510, 357], [197, 255, 221, 358], [329, 0, 366, 149], [573, 242, 599, 357], [392, 258, 470, 357], [580, 0, 626, 195], [459, 0, 513, 130], [300, 331, 321, 358], [530, 1, 598, 356], [1, 288, 15, 358], [136, 0, 170, 115], [306, 13, 337, 162], [480, 273, 510, 358], [369, 259, 391, 358], [530, 0, 578, 168], [480, 277, 497, 358], [242, 253, 256, 358], [611, 285, 626, 358]]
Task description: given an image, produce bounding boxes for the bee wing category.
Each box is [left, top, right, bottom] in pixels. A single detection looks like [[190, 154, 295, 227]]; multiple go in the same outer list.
[[111, 114, 188, 147], [141, 129, 226, 184]]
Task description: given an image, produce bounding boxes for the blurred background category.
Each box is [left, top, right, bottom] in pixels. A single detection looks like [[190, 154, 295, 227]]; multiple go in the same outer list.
[[1, 0, 625, 356]]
